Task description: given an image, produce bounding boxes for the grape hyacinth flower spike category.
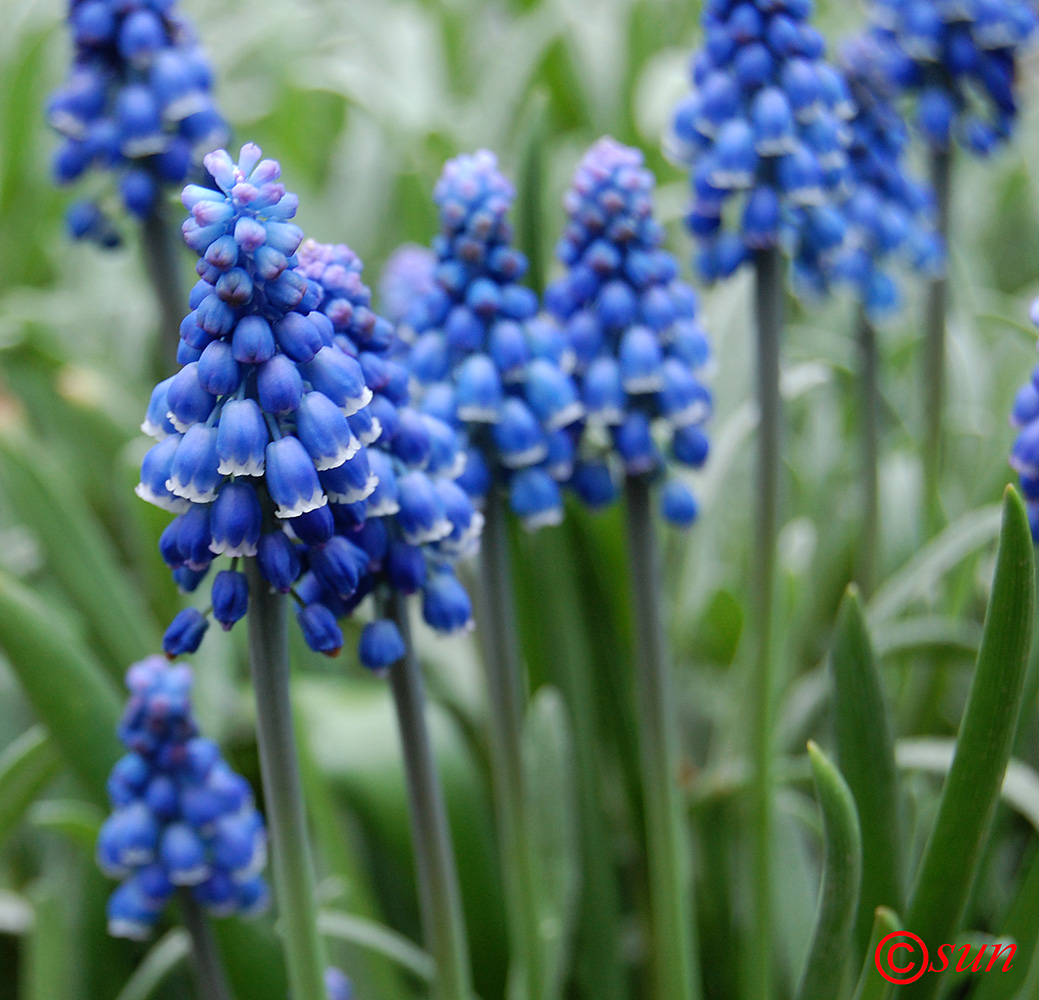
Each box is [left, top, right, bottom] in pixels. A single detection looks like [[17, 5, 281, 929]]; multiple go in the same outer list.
[[48, 0, 229, 244], [401, 149, 584, 531], [299, 238, 477, 1000], [868, 0, 1037, 535], [870, 0, 1037, 155], [546, 136, 708, 1000], [668, 0, 854, 293], [394, 149, 585, 1000], [98, 656, 267, 941], [668, 5, 854, 995], [546, 137, 713, 528], [136, 142, 354, 1000], [834, 35, 945, 594], [295, 237, 482, 672]]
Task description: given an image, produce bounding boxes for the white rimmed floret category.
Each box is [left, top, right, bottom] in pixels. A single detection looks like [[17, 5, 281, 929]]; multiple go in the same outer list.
[[324, 470, 379, 504], [273, 490, 328, 520], [340, 386, 373, 417]]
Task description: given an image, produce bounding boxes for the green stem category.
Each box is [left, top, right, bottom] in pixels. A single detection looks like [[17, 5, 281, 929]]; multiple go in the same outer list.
[[748, 246, 785, 1000], [622, 474, 700, 1000], [476, 486, 544, 1000], [140, 198, 186, 375], [857, 306, 880, 598], [179, 890, 235, 1000], [922, 148, 953, 539], [387, 589, 474, 1000], [245, 560, 328, 1000]]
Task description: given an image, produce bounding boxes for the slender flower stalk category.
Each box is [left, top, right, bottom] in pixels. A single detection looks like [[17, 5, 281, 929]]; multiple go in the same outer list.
[[923, 148, 953, 536], [141, 198, 187, 373], [857, 306, 880, 597], [749, 246, 784, 1000], [246, 560, 328, 1000], [623, 473, 698, 1000], [476, 485, 543, 1000], [179, 890, 235, 1000], [386, 590, 474, 1000]]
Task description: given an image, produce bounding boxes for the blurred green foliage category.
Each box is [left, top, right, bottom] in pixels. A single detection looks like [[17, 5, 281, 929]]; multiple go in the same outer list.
[[3, 0, 1039, 998]]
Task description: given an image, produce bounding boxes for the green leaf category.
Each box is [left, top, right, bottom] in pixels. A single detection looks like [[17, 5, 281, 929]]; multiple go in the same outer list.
[[867, 504, 1002, 626], [794, 742, 862, 1000], [0, 726, 60, 847], [20, 881, 71, 1000], [851, 907, 900, 1000], [317, 910, 434, 982], [0, 435, 160, 675], [511, 86, 549, 294], [831, 586, 903, 955], [522, 686, 581, 1000], [896, 487, 1035, 1000], [0, 568, 122, 804], [111, 930, 190, 1000], [29, 799, 105, 852], [896, 739, 1039, 836], [872, 617, 982, 661]]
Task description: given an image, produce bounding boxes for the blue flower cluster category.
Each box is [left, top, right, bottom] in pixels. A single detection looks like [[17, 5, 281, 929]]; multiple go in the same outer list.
[[136, 145, 480, 669], [48, 0, 228, 244], [1008, 300, 1039, 540], [668, 0, 854, 290], [97, 656, 268, 939], [324, 968, 353, 1000], [296, 239, 482, 667], [400, 151, 584, 530], [870, 0, 1037, 154], [545, 137, 712, 529], [379, 243, 436, 325], [834, 35, 945, 317]]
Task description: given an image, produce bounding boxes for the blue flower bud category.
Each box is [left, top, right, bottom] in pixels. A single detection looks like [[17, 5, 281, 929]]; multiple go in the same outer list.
[[107, 877, 162, 940], [397, 472, 452, 544], [162, 608, 209, 657], [358, 620, 406, 674], [421, 570, 473, 634], [197, 340, 241, 396], [209, 482, 262, 557], [297, 391, 361, 471], [302, 346, 372, 416], [582, 357, 626, 424], [298, 603, 344, 656], [320, 450, 378, 504], [509, 467, 563, 531], [166, 362, 215, 432], [137, 435, 190, 513], [266, 437, 327, 519], [211, 570, 248, 630], [660, 479, 699, 528], [215, 399, 268, 476], [494, 398, 548, 468], [455, 354, 504, 422], [167, 425, 221, 504], [325, 968, 353, 1000], [572, 459, 618, 508], [613, 411, 658, 475], [309, 536, 370, 598], [256, 531, 301, 593]]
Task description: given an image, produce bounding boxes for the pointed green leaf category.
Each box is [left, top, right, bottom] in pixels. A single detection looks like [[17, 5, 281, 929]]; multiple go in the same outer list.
[[852, 907, 900, 1000], [0, 436, 160, 675], [897, 487, 1035, 1000], [511, 86, 549, 295], [522, 686, 580, 1000], [795, 742, 862, 1000], [831, 586, 903, 953], [0, 726, 60, 847], [0, 569, 122, 803]]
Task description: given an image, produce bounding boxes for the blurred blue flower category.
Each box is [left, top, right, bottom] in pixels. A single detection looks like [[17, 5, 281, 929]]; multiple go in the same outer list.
[[833, 35, 945, 316], [48, 0, 229, 244], [1009, 299, 1039, 540], [668, 0, 854, 291], [98, 656, 268, 939], [395, 150, 583, 530], [546, 137, 712, 528], [379, 243, 437, 325], [869, 0, 1037, 154]]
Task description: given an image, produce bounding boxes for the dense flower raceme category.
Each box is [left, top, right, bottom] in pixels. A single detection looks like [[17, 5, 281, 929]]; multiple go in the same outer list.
[[48, 0, 228, 244], [544, 137, 712, 528], [1008, 299, 1039, 540], [834, 35, 945, 316], [296, 239, 482, 663], [668, 0, 855, 292], [97, 656, 268, 939], [136, 144, 479, 670], [398, 150, 584, 530], [870, 0, 1037, 154]]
